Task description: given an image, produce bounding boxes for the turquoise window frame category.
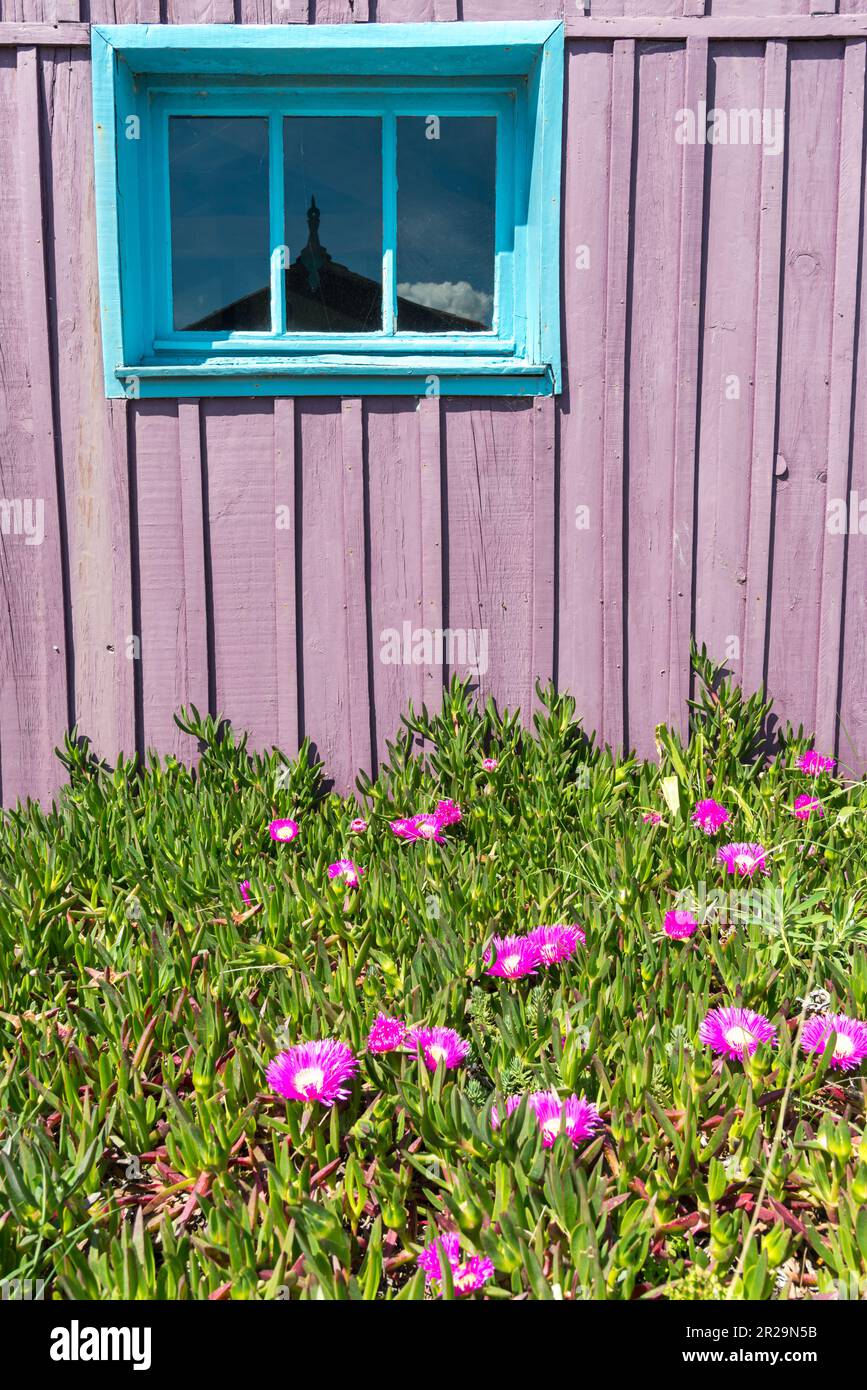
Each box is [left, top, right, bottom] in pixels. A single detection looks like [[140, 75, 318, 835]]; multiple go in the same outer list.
[[92, 23, 564, 400]]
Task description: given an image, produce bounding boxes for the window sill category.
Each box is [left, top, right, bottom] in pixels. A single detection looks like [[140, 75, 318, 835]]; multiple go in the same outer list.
[[112, 357, 556, 399]]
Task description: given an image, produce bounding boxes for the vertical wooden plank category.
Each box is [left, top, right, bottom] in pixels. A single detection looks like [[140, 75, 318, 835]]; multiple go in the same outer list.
[[815, 39, 865, 751], [44, 45, 134, 768], [558, 40, 611, 743], [366, 401, 424, 757], [602, 38, 633, 752], [766, 42, 842, 734], [132, 404, 191, 760], [418, 393, 444, 716], [743, 39, 787, 696], [667, 36, 708, 727], [532, 394, 556, 700], [444, 403, 536, 716], [105, 397, 136, 760], [203, 402, 278, 753], [298, 403, 347, 787], [4, 46, 69, 805], [178, 400, 209, 718], [694, 45, 766, 686], [341, 398, 373, 777], [683, 0, 706, 15], [274, 397, 299, 754], [839, 106, 867, 776]]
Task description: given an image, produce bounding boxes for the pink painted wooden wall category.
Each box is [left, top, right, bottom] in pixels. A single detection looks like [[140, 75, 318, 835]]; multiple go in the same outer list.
[[1, 2, 865, 804]]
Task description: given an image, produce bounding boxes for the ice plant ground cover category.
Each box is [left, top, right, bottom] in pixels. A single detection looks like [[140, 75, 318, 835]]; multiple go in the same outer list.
[[0, 647, 866, 1301]]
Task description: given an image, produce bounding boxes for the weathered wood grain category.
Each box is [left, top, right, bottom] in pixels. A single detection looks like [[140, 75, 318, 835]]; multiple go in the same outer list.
[[0, 46, 70, 806], [696, 44, 766, 692], [815, 38, 865, 752], [667, 35, 707, 729], [558, 37, 609, 742], [766, 41, 843, 738], [600, 38, 633, 753], [742, 38, 787, 697]]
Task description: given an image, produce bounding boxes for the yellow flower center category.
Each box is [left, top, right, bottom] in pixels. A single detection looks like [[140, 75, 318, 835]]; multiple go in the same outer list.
[[428, 1045, 448, 1064], [724, 1026, 754, 1050], [834, 1033, 856, 1057]]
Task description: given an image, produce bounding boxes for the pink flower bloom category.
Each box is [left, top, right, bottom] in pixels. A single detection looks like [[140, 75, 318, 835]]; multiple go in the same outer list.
[[801, 1013, 867, 1071], [349, 817, 368, 834], [482, 757, 499, 772], [528, 924, 585, 966], [664, 909, 699, 940], [798, 750, 836, 776], [406, 1025, 470, 1073], [412, 813, 447, 842], [699, 1006, 777, 1061], [494, 1091, 602, 1149], [793, 795, 823, 821], [389, 814, 445, 845], [269, 818, 300, 843], [484, 934, 541, 980], [717, 842, 768, 877], [367, 1013, 406, 1054], [692, 799, 731, 835], [327, 858, 363, 888], [266, 1040, 359, 1105], [417, 1233, 494, 1295], [435, 798, 462, 827], [239, 880, 252, 905], [642, 812, 662, 825]]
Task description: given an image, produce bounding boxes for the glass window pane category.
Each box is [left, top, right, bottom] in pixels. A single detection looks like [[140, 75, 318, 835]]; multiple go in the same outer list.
[[397, 116, 496, 333], [284, 118, 383, 334], [169, 117, 270, 332]]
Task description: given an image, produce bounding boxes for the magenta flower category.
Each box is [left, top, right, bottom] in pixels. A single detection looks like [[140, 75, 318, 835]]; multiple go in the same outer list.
[[367, 1013, 406, 1054], [389, 814, 445, 845], [327, 858, 363, 888], [793, 795, 823, 821], [269, 818, 300, 843], [435, 798, 462, 826], [412, 813, 447, 842], [266, 1040, 359, 1105], [664, 909, 699, 940], [699, 1006, 777, 1061], [801, 1013, 867, 1071], [406, 1025, 470, 1073], [642, 811, 662, 825], [239, 879, 252, 905], [484, 934, 541, 980], [349, 817, 368, 834], [692, 799, 731, 835], [482, 757, 499, 772], [528, 924, 585, 966], [494, 1091, 601, 1149], [417, 1233, 494, 1295], [717, 842, 769, 877], [798, 750, 836, 775]]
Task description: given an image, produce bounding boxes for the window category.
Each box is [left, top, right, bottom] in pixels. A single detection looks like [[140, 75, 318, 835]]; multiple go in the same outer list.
[[92, 23, 564, 399]]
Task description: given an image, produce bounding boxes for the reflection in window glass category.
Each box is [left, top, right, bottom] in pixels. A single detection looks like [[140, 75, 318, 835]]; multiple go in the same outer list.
[[169, 117, 270, 332], [397, 117, 496, 333], [284, 118, 383, 333]]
